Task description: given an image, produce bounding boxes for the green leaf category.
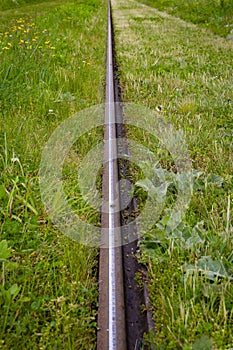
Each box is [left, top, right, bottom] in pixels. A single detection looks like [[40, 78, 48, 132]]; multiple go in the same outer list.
[[185, 256, 233, 281], [9, 284, 21, 299], [4, 261, 18, 271], [206, 173, 224, 187], [0, 185, 7, 200], [192, 335, 212, 350], [0, 240, 11, 260]]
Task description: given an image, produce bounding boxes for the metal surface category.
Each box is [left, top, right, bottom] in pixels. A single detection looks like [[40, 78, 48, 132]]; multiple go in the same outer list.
[[97, 1, 127, 349]]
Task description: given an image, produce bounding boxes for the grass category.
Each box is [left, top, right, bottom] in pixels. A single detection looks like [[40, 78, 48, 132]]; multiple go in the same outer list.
[[112, 0, 233, 348], [0, 0, 106, 348], [137, 0, 233, 38], [0, 0, 56, 11]]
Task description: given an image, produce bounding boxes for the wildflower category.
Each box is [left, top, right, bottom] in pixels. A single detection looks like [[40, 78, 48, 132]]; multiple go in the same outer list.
[[45, 40, 50, 45], [16, 18, 24, 24], [11, 157, 20, 163], [48, 109, 54, 113], [49, 46, 55, 50]]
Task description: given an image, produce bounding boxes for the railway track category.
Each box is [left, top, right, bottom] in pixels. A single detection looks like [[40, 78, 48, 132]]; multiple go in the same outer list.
[[97, 1, 154, 349]]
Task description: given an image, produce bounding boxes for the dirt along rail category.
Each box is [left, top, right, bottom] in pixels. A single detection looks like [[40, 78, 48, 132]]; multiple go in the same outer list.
[[97, 1, 154, 349]]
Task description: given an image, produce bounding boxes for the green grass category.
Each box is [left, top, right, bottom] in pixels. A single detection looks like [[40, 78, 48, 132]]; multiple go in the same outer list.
[[112, 0, 233, 348], [137, 0, 233, 37], [0, 0, 59, 11], [0, 0, 106, 348]]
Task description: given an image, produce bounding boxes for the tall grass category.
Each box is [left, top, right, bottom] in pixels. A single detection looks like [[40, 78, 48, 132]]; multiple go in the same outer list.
[[0, 0, 106, 348], [112, 0, 233, 347], [138, 0, 233, 37]]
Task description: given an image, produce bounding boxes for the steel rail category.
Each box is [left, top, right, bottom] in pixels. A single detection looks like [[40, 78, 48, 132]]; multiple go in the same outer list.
[[97, 1, 127, 349]]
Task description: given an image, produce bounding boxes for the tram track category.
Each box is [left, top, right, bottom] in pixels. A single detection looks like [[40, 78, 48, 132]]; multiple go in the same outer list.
[[97, 1, 154, 349]]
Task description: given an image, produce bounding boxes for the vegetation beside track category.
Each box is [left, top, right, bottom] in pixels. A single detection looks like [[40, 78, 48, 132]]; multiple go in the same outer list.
[[138, 0, 233, 38], [0, 0, 54, 11], [0, 0, 106, 348], [112, 0, 233, 348]]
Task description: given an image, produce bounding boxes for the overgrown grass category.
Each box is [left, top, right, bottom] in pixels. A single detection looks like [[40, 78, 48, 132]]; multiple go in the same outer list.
[[0, 0, 106, 348], [0, 0, 56, 11], [137, 0, 233, 37], [112, 0, 233, 348]]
